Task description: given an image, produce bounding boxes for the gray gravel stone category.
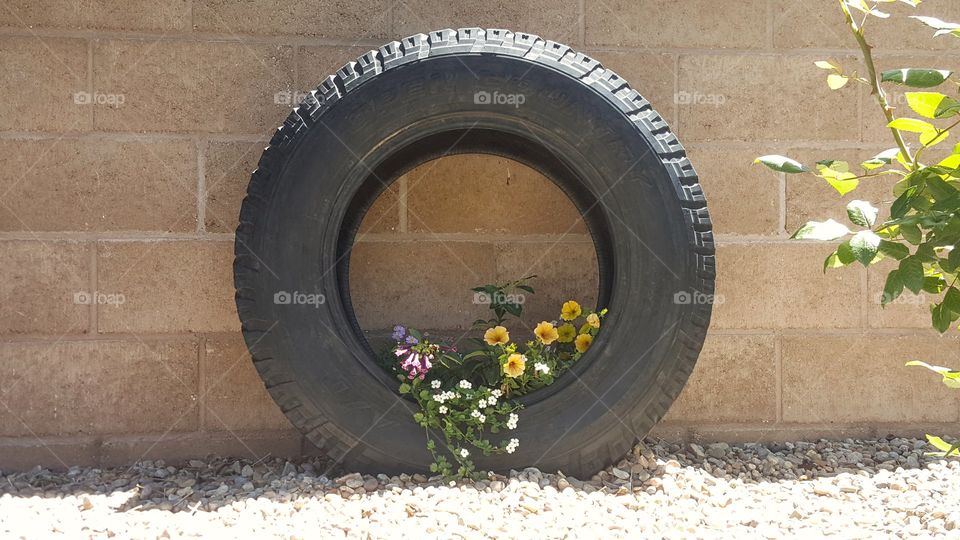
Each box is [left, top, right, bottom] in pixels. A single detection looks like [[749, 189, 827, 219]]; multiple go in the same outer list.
[[0, 437, 954, 538]]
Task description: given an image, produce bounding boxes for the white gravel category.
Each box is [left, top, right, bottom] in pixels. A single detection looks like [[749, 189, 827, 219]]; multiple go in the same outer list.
[[2, 437, 959, 538]]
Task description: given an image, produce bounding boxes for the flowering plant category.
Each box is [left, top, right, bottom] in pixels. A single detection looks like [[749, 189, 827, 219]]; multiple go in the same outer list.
[[388, 278, 607, 478]]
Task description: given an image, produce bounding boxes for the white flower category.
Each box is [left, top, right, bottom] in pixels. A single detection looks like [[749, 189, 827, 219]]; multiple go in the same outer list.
[[458, 380, 472, 390], [534, 362, 550, 374], [431, 380, 442, 389], [470, 409, 481, 418], [505, 438, 519, 454], [433, 393, 445, 403], [506, 413, 519, 430], [460, 448, 470, 458], [439, 406, 448, 414], [478, 414, 486, 423], [491, 389, 502, 398]]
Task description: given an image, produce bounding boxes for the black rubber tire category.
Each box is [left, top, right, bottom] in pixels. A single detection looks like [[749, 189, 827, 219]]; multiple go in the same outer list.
[[234, 28, 715, 477]]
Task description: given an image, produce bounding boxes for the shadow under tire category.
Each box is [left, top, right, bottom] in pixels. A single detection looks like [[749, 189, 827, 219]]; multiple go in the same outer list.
[[234, 28, 715, 477]]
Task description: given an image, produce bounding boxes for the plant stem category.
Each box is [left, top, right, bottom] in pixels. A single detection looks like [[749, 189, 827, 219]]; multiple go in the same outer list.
[[838, 0, 914, 166]]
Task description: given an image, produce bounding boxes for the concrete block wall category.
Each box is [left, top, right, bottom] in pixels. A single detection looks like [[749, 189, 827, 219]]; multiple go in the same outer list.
[[0, 0, 958, 469]]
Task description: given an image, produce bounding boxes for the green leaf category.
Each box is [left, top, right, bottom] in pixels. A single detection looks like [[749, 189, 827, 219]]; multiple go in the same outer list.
[[907, 361, 960, 387], [911, 15, 960, 38], [844, 0, 889, 18], [823, 251, 844, 271], [845, 200, 878, 227], [882, 270, 904, 306], [900, 222, 922, 244], [888, 117, 936, 132], [899, 257, 924, 293], [930, 302, 952, 332], [878, 240, 910, 260], [862, 148, 901, 170], [754, 155, 808, 173], [881, 68, 952, 88], [949, 245, 960, 271], [944, 286, 960, 315], [398, 383, 411, 394], [906, 92, 960, 119], [924, 434, 960, 456], [827, 73, 849, 90], [791, 219, 851, 241], [818, 167, 860, 195], [920, 127, 951, 148], [849, 231, 881, 266]]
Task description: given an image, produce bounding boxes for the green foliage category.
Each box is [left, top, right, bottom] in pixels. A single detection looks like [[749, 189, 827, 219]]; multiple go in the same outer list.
[[758, 0, 960, 457], [755, 0, 960, 334]]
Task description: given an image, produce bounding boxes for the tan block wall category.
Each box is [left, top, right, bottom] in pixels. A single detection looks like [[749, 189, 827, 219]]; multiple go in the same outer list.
[[0, 0, 958, 469]]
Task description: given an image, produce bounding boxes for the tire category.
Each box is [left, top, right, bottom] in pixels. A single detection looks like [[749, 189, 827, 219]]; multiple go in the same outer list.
[[234, 28, 715, 477]]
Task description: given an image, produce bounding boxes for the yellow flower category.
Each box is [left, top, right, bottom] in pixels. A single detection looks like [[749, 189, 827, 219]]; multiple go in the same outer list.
[[483, 325, 510, 346], [503, 353, 526, 378], [575, 334, 593, 353], [586, 313, 600, 329], [534, 321, 559, 345], [561, 300, 582, 321], [557, 323, 576, 343]]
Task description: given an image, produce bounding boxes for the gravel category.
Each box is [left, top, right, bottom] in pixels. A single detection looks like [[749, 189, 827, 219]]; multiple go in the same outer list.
[[1, 437, 958, 538]]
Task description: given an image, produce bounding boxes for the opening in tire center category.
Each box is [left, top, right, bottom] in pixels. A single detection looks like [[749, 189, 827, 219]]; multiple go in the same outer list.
[[347, 154, 601, 363]]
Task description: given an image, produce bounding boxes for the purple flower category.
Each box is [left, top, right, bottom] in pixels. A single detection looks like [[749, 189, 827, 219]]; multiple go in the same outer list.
[[392, 325, 406, 341], [405, 335, 419, 345], [399, 349, 432, 380]]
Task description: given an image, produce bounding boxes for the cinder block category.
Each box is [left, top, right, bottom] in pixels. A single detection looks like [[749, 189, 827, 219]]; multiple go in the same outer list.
[[0, 37, 89, 132], [100, 430, 302, 467], [193, 0, 389, 39], [782, 333, 960, 423], [666, 333, 777, 423], [202, 334, 291, 432], [685, 143, 781, 236], [97, 241, 238, 333], [0, 241, 89, 334], [712, 243, 862, 329], [405, 154, 586, 235], [0, 0, 190, 31], [0, 436, 100, 471], [585, 0, 767, 48], [0, 339, 199, 436], [349, 241, 498, 331], [204, 141, 263, 234], [93, 40, 295, 134], [678, 54, 860, 142], [394, 1, 579, 44], [0, 138, 196, 232]]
